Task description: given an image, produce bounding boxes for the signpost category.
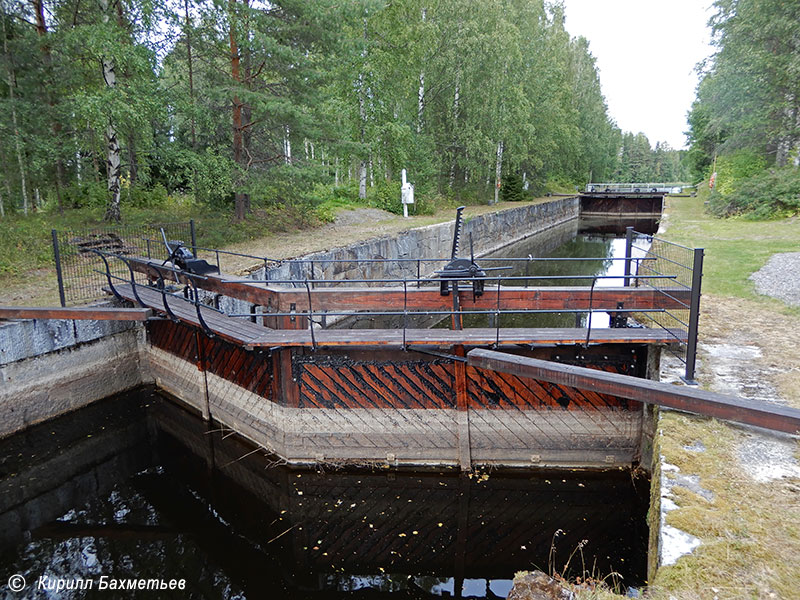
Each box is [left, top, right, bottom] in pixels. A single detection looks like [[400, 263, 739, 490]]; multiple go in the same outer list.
[[401, 169, 414, 218]]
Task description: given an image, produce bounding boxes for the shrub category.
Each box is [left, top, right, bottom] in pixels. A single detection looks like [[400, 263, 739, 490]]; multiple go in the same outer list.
[[709, 167, 800, 218], [711, 149, 767, 197], [128, 184, 169, 208], [62, 182, 107, 209]]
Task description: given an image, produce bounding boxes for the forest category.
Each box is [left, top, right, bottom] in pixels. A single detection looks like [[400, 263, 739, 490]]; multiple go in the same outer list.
[[1, 0, 687, 225], [687, 0, 800, 218]]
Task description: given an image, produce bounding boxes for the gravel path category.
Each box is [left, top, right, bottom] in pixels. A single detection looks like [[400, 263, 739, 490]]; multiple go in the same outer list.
[[749, 252, 800, 307]]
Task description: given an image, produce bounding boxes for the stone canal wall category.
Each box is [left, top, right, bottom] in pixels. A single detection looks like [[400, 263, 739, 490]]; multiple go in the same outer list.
[[0, 311, 145, 438], [260, 196, 579, 283]]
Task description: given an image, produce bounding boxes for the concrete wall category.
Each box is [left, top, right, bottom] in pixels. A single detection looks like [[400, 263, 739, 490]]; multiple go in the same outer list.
[[262, 197, 578, 283], [0, 314, 145, 439]]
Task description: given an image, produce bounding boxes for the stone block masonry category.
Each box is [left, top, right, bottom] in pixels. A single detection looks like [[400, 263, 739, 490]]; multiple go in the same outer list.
[[258, 198, 579, 285]]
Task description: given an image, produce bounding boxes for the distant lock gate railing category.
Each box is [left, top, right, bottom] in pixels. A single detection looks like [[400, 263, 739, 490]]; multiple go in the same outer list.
[[63, 224, 703, 383]]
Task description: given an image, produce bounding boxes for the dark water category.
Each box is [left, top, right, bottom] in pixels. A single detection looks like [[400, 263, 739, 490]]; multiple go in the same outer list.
[[1, 389, 651, 599]]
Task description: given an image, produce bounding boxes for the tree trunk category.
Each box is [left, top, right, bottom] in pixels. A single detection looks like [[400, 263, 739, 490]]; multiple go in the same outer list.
[[230, 0, 249, 220], [2, 6, 29, 215], [417, 71, 425, 134], [100, 0, 121, 222], [32, 0, 64, 214], [357, 19, 368, 200], [359, 162, 367, 199], [449, 75, 461, 189], [775, 94, 799, 168], [184, 0, 196, 148], [284, 126, 291, 164], [104, 117, 122, 222], [417, 8, 426, 134], [493, 140, 504, 205]]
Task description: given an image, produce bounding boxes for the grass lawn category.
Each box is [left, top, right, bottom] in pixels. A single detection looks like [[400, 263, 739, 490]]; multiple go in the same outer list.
[[642, 192, 800, 600], [661, 193, 800, 303], [0, 195, 555, 306]]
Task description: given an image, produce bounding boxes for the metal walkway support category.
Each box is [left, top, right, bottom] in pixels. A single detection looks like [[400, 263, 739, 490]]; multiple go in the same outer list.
[[467, 349, 800, 435]]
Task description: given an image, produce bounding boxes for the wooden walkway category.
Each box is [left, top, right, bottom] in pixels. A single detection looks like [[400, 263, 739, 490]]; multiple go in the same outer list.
[[115, 283, 686, 349]]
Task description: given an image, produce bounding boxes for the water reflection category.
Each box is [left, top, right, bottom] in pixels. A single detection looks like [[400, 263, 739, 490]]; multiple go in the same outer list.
[[0, 390, 650, 598]]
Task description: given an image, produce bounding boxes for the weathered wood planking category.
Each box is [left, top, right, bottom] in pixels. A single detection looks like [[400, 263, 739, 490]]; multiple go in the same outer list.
[[0, 305, 152, 321], [123, 256, 690, 312], [467, 348, 800, 434], [116, 284, 686, 348], [145, 320, 649, 468]]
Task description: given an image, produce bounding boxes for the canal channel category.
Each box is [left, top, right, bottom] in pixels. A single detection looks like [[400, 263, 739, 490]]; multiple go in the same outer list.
[[0, 217, 657, 599]]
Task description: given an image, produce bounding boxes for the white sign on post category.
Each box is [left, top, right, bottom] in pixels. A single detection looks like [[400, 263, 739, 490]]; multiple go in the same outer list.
[[401, 168, 414, 218]]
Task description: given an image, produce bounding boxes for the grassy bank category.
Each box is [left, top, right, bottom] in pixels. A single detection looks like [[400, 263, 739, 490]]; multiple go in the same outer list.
[[661, 190, 800, 303], [644, 192, 800, 600]]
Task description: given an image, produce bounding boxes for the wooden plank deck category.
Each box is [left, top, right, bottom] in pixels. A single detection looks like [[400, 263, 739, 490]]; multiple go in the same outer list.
[[115, 283, 686, 349], [0, 306, 153, 321]]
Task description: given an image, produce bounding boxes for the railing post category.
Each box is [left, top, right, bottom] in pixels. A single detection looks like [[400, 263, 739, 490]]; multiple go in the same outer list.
[[190, 219, 197, 257], [683, 247, 705, 384], [51, 229, 67, 307], [624, 226, 634, 287]]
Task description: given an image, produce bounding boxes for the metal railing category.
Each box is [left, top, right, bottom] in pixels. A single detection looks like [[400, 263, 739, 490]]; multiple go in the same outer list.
[[83, 227, 703, 382], [52, 221, 195, 306], [586, 183, 688, 193], [92, 251, 680, 355], [623, 226, 703, 383]]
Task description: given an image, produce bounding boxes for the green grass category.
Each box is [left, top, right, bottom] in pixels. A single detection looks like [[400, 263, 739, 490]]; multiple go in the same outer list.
[[663, 189, 800, 301], [643, 191, 800, 599], [0, 197, 316, 279]]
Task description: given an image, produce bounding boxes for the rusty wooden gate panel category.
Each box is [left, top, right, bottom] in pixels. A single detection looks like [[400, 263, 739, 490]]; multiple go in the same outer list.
[[296, 356, 455, 410], [148, 318, 198, 363], [466, 366, 640, 412], [199, 335, 273, 399]]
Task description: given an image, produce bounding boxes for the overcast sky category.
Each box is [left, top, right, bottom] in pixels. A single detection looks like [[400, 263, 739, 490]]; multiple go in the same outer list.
[[562, 0, 716, 149]]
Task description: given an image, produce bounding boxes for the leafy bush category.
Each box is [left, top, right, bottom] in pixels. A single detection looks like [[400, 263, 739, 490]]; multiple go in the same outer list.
[[544, 175, 579, 195], [711, 149, 767, 197], [62, 182, 108, 209], [128, 184, 169, 208], [371, 180, 403, 214], [369, 180, 436, 216], [708, 167, 800, 218]]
